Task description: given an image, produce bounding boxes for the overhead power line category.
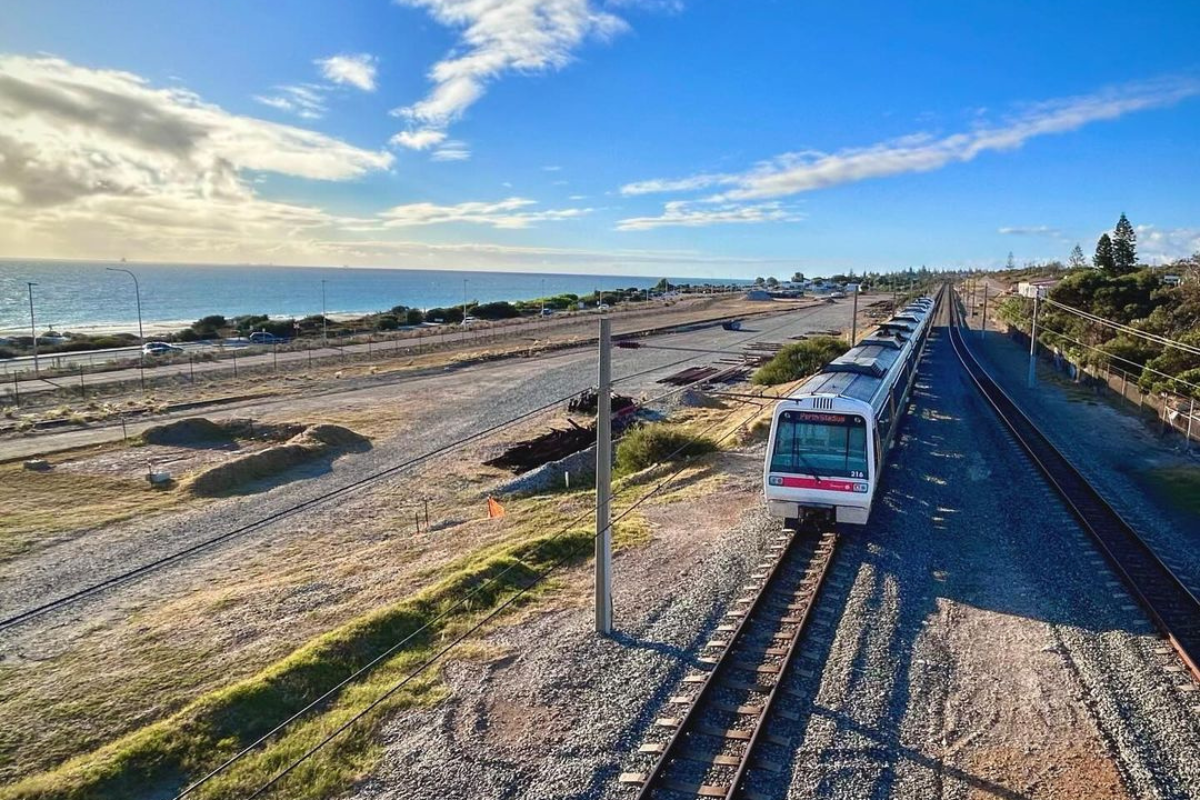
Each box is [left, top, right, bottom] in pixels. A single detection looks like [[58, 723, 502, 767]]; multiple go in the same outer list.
[[236, 390, 771, 799], [1041, 297, 1200, 358]]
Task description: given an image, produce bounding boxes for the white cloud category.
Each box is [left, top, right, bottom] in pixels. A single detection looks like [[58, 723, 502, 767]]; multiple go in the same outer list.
[[378, 197, 590, 228], [390, 129, 447, 150], [0, 54, 392, 253], [392, 0, 628, 149], [1135, 225, 1200, 264], [431, 140, 471, 161], [621, 77, 1200, 201], [998, 225, 1062, 237], [616, 200, 803, 231], [542, 165, 562, 171], [316, 53, 379, 92], [254, 84, 328, 120]]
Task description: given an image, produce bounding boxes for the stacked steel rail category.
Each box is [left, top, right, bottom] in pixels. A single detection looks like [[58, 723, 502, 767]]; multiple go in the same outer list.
[[947, 292, 1200, 680], [621, 527, 838, 798]]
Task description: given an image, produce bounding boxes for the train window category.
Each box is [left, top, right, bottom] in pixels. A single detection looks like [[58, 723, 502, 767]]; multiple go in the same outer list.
[[770, 410, 869, 479]]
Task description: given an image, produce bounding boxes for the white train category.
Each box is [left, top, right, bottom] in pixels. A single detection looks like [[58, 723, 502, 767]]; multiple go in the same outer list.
[[763, 293, 938, 526]]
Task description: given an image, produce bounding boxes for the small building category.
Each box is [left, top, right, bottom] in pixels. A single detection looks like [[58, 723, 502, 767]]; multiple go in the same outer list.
[[1163, 274, 1182, 287], [1017, 278, 1059, 299], [745, 289, 772, 301]]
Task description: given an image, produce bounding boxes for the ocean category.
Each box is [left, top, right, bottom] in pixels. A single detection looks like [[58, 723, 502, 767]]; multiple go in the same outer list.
[[0, 260, 742, 335]]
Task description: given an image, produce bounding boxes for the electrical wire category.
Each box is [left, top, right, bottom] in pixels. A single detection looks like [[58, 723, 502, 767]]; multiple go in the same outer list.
[[233, 385, 771, 799], [1041, 297, 1200, 358], [0, 387, 593, 632], [1035, 323, 1200, 396]]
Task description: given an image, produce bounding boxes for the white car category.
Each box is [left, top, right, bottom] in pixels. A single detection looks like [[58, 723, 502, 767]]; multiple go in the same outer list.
[[461, 315, 478, 326], [142, 341, 184, 356], [597, 303, 611, 310]]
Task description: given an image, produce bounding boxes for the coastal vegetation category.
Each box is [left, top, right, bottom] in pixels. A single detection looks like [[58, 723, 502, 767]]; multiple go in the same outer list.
[[752, 336, 849, 386], [995, 213, 1200, 399]]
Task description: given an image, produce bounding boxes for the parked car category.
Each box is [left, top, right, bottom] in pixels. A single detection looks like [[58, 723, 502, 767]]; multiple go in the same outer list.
[[142, 341, 183, 356], [597, 302, 611, 310], [461, 315, 478, 326], [539, 308, 555, 317], [249, 331, 284, 344]]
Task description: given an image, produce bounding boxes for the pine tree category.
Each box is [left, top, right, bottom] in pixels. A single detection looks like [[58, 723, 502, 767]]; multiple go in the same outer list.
[[1006, 251, 1016, 270], [1094, 233, 1116, 274], [1069, 243, 1087, 271], [1111, 213, 1137, 275]]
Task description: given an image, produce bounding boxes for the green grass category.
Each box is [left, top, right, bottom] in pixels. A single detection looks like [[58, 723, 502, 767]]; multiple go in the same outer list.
[[751, 336, 848, 386], [1141, 466, 1200, 518], [1, 527, 593, 800]]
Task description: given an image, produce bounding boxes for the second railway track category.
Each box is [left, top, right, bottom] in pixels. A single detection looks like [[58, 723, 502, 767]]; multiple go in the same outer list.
[[948, 291, 1200, 681], [621, 526, 838, 799]]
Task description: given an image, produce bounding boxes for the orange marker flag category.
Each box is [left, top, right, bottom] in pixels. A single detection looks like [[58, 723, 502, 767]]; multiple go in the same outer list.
[[487, 497, 506, 519]]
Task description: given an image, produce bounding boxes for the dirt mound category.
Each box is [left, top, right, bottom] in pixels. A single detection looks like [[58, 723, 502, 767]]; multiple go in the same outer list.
[[141, 418, 231, 446], [185, 423, 371, 496], [296, 424, 371, 450]]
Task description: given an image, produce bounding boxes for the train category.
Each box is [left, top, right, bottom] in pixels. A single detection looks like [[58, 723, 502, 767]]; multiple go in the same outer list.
[[762, 292, 939, 526]]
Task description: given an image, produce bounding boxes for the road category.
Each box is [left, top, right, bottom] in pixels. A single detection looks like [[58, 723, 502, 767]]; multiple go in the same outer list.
[[0, 297, 816, 399]]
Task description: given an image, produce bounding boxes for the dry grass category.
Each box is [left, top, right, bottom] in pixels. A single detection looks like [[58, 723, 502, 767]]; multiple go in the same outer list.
[[0, 457, 193, 561]]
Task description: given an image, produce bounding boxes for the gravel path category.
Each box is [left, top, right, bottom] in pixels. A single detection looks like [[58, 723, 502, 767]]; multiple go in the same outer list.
[[965, 323, 1200, 597], [774, 323, 1200, 799], [0, 304, 853, 706], [348, 470, 773, 800], [340, 316, 1200, 800]]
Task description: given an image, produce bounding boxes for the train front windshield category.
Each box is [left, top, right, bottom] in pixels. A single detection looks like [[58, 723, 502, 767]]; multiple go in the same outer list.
[[770, 410, 869, 479]]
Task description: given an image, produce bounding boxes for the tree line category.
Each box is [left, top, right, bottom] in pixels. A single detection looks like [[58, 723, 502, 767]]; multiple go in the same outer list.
[[996, 212, 1200, 399]]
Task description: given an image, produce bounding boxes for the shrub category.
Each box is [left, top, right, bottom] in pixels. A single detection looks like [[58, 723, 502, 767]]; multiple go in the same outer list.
[[615, 423, 718, 475], [0, 347, 15, 360], [425, 306, 464, 324], [405, 308, 425, 326], [752, 336, 849, 385], [376, 315, 400, 331], [472, 301, 520, 320]]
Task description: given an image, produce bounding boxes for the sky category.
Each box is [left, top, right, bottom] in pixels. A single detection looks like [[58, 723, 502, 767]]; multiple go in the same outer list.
[[1, 0, 1199, 279]]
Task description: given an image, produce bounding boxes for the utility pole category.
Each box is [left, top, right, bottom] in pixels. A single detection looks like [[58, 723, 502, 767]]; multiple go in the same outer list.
[[595, 317, 613, 636], [26, 282, 39, 376], [980, 284, 989, 340], [462, 278, 469, 325], [106, 267, 144, 343], [1028, 289, 1041, 388], [849, 284, 859, 345], [321, 279, 328, 347]]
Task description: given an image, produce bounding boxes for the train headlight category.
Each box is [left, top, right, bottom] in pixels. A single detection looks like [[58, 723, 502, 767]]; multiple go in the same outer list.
[[768, 476, 783, 486], [854, 483, 869, 493]]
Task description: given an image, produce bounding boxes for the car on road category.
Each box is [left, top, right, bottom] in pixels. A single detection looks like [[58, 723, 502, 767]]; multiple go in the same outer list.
[[142, 341, 184, 356], [461, 315, 478, 326], [540, 308, 555, 317], [249, 331, 285, 344], [597, 302, 611, 310]]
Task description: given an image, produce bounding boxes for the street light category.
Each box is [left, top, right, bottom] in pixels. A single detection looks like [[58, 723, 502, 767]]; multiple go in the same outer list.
[[321, 279, 328, 346], [26, 282, 38, 376], [106, 267, 144, 343]]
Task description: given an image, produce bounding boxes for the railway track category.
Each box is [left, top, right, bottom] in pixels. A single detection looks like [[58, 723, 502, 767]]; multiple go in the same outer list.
[[947, 292, 1200, 681], [620, 527, 838, 799]]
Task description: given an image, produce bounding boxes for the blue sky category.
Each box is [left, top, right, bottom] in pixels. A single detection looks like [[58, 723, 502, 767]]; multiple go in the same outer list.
[[2, 0, 1198, 278]]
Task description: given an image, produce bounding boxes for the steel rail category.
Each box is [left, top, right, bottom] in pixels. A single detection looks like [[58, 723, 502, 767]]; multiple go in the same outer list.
[[947, 292, 1200, 681], [623, 527, 838, 799]]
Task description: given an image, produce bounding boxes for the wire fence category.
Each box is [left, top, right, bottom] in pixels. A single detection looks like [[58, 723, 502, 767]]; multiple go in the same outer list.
[[1003, 324, 1199, 449]]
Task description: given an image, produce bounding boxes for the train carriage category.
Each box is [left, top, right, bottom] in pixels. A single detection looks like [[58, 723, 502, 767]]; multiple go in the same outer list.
[[763, 293, 938, 526]]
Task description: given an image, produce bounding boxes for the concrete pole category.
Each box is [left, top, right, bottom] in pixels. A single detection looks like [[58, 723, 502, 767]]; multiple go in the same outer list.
[[595, 317, 613, 636], [321, 280, 328, 347], [980, 284, 989, 339], [27, 282, 38, 377], [1187, 397, 1195, 451], [849, 286, 859, 345], [1027, 292, 1040, 388]]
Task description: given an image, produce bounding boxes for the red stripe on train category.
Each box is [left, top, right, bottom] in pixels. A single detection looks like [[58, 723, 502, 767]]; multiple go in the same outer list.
[[776, 476, 859, 492]]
